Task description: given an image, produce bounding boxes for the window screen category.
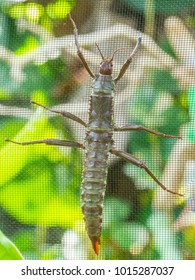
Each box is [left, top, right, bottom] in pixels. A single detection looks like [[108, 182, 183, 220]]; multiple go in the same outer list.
[[0, 0, 194, 260]]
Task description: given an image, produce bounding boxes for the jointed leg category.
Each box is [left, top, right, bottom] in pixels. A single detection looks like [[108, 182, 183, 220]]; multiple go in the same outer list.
[[114, 37, 142, 83], [5, 138, 84, 149], [69, 14, 95, 78], [110, 148, 184, 197], [31, 101, 86, 127], [115, 124, 182, 139]]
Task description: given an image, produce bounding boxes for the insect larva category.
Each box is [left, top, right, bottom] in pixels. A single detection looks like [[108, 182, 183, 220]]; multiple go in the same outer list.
[[5, 14, 183, 255]]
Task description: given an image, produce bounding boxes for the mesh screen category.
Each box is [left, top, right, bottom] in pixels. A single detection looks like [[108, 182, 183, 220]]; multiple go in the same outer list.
[[0, 0, 195, 260]]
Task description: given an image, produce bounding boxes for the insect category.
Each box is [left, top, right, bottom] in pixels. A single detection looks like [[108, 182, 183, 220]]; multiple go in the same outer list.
[[5, 14, 183, 255]]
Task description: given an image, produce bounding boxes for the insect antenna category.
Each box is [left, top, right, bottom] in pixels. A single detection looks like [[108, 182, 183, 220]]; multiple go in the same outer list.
[[110, 48, 125, 62], [95, 43, 105, 60]]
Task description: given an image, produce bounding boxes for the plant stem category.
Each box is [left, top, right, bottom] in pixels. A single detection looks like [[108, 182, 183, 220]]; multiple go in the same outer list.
[[145, 0, 155, 37]]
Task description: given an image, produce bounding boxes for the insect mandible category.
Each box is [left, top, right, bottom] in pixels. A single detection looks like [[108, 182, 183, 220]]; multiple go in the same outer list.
[[5, 14, 183, 255]]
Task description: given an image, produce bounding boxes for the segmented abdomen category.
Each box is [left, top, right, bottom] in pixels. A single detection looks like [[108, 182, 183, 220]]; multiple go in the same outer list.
[[81, 131, 113, 254], [81, 74, 115, 254]]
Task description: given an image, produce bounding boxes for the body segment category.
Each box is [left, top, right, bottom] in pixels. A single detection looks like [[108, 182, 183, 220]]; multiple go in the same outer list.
[[81, 75, 114, 253]]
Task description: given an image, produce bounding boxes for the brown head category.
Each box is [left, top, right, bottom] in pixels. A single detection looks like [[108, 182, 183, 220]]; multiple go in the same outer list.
[[99, 59, 113, 75], [96, 43, 121, 75]]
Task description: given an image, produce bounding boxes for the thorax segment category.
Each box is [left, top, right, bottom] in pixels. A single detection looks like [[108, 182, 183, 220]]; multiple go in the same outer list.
[[88, 75, 115, 130], [92, 74, 115, 94]]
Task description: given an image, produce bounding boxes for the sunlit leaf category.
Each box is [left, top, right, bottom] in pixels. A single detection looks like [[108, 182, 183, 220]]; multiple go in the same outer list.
[[9, 3, 44, 21], [0, 106, 82, 226], [182, 226, 195, 255], [46, 1, 72, 19], [0, 230, 23, 260], [15, 36, 39, 55], [0, 172, 82, 226], [9, 3, 26, 19], [0, 107, 64, 186], [12, 229, 37, 253], [25, 3, 44, 22]]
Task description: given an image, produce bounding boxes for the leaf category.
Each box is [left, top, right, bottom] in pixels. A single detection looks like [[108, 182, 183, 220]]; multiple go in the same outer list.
[[0, 107, 83, 227], [12, 229, 37, 254], [183, 226, 195, 255], [46, 0, 72, 19], [0, 157, 82, 226], [21, 64, 55, 97], [113, 223, 149, 253], [103, 198, 131, 227], [0, 230, 23, 260], [147, 211, 182, 260], [188, 86, 195, 122], [0, 118, 24, 148], [0, 61, 16, 96], [151, 69, 180, 94], [0, 107, 65, 186]]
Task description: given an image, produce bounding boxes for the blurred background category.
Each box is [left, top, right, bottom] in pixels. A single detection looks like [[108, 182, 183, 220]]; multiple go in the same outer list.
[[0, 0, 195, 260]]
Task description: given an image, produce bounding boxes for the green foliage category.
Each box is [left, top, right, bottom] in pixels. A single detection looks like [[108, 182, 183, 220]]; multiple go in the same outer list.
[[101, 198, 150, 259], [125, 69, 188, 189], [0, 0, 82, 260], [0, 61, 16, 97], [186, 86, 195, 142], [158, 39, 177, 59], [8, 0, 75, 23], [0, 230, 23, 260], [0, 108, 82, 227], [182, 226, 195, 256], [147, 212, 182, 259], [0, 0, 193, 261]]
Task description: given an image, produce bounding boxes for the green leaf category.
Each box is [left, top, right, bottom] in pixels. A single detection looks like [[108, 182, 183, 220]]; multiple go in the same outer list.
[[113, 223, 149, 252], [0, 230, 23, 260], [0, 107, 63, 186], [0, 118, 25, 148], [21, 64, 55, 97], [151, 69, 180, 94], [188, 86, 195, 122], [0, 61, 16, 97], [147, 211, 182, 260], [46, 1, 72, 19], [12, 229, 37, 254], [103, 198, 131, 227], [0, 107, 82, 227], [182, 226, 195, 255], [0, 158, 82, 226]]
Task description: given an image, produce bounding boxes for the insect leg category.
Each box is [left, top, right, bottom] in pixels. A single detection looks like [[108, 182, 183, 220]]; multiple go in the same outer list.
[[115, 124, 182, 139], [5, 138, 84, 148], [110, 148, 184, 197], [31, 101, 86, 127], [114, 37, 142, 83], [69, 14, 95, 78]]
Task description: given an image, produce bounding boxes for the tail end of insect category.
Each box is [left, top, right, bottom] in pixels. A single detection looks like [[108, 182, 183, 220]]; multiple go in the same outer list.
[[91, 238, 100, 255]]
